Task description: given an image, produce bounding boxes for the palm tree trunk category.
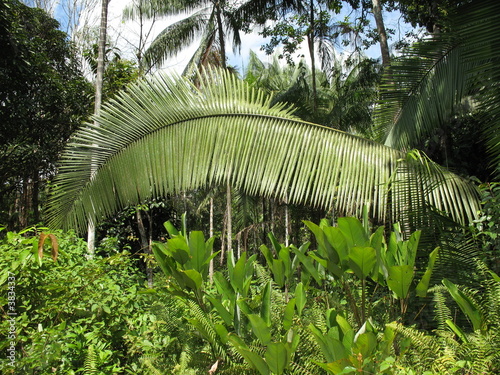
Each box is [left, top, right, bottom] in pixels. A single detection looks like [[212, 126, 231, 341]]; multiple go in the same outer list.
[[215, 1, 226, 68], [372, 0, 390, 67], [87, 0, 109, 256], [209, 196, 214, 282], [308, 0, 317, 112], [226, 180, 233, 259]]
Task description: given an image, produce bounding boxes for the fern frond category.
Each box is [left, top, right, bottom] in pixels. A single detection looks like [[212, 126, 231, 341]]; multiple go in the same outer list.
[[83, 345, 98, 375]]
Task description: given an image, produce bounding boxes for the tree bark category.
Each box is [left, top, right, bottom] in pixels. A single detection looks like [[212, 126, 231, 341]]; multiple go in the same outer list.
[[308, 0, 317, 111], [215, 1, 226, 68], [209, 197, 214, 283], [372, 0, 390, 67], [87, 0, 109, 256], [226, 180, 233, 260], [137, 208, 153, 288]]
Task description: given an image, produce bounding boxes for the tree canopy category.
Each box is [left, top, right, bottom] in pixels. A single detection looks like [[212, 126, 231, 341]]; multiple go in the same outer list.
[[0, 0, 93, 228]]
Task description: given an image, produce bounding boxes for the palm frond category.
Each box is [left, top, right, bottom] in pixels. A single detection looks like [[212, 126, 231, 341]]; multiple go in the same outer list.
[[374, 36, 467, 150], [46, 69, 480, 232], [375, 0, 500, 173], [143, 9, 210, 70]]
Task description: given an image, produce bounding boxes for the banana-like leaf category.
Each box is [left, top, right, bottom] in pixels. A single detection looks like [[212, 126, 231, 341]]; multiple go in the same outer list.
[[46, 69, 479, 231]]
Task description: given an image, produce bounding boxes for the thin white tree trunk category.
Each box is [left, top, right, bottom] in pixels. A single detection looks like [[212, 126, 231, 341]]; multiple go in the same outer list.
[[226, 180, 233, 261], [87, 0, 109, 256], [209, 197, 214, 283]]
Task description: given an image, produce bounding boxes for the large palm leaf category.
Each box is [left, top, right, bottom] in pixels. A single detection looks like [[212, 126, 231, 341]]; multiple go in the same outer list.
[[374, 0, 500, 172], [46, 69, 479, 232]]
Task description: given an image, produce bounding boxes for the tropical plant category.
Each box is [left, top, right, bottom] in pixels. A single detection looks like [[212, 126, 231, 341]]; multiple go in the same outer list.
[[0, 0, 93, 230], [0, 227, 178, 374], [389, 260, 500, 374], [374, 0, 500, 178], [46, 68, 479, 236], [123, 0, 252, 74]]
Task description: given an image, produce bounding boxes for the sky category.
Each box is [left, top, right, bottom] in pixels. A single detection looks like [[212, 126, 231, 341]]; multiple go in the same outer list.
[[53, 0, 416, 75]]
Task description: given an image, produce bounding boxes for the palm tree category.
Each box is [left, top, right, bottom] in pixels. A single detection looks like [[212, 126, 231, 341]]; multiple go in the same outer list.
[[124, 0, 249, 74], [374, 0, 500, 178], [46, 68, 479, 233], [244, 51, 379, 134]]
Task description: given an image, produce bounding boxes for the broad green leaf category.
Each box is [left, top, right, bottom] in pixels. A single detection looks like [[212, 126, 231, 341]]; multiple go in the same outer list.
[[445, 319, 469, 343], [231, 252, 247, 293], [152, 243, 171, 277], [260, 281, 271, 326], [260, 245, 274, 268], [208, 296, 233, 327], [189, 231, 207, 273], [304, 220, 335, 260], [348, 247, 377, 279], [163, 221, 179, 237], [228, 335, 270, 375], [265, 343, 288, 374], [338, 217, 369, 248], [443, 279, 483, 332], [213, 271, 235, 302], [353, 332, 377, 359], [166, 236, 190, 265], [387, 265, 414, 299], [247, 314, 271, 345], [310, 324, 349, 363], [416, 247, 439, 297], [283, 299, 296, 331], [272, 258, 286, 287], [290, 242, 322, 285], [295, 282, 306, 316], [214, 323, 230, 344], [324, 226, 347, 262], [268, 232, 281, 253], [181, 269, 202, 291]]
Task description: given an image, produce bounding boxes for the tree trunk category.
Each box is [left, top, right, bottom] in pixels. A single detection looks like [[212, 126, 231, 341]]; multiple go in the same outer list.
[[215, 1, 226, 68], [308, 0, 317, 112], [209, 197, 214, 283], [87, 0, 109, 256], [226, 180, 233, 261], [372, 0, 390, 67], [137, 208, 153, 288]]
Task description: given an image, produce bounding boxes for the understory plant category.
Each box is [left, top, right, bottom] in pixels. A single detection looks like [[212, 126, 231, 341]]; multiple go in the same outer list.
[[151, 215, 444, 374]]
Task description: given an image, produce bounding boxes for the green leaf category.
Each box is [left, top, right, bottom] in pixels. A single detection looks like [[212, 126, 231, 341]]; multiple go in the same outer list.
[[181, 269, 202, 291], [260, 281, 271, 326], [295, 282, 306, 316], [247, 314, 271, 345], [208, 296, 233, 327], [228, 335, 270, 375], [188, 231, 206, 273], [265, 343, 288, 374], [415, 247, 439, 297], [338, 217, 369, 248], [163, 221, 179, 237], [348, 247, 377, 280], [283, 299, 296, 331], [231, 252, 247, 293], [387, 265, 414, 299], [46, 68, 480, 237], [443, 279, 482, 331]]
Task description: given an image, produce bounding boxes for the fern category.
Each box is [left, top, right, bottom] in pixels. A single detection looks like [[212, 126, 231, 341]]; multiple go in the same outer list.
[[83, 345, 98, 375]]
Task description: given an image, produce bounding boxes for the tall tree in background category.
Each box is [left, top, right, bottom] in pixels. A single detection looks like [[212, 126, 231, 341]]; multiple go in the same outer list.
[[0, 0, 93, 230], [87, 0, 109, 255], [124, 0, 249, 74], [371, 0, 390, 66]]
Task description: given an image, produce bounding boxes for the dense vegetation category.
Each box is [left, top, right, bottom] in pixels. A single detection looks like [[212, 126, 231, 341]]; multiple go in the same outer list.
[[1, 0, 500, 373]]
